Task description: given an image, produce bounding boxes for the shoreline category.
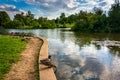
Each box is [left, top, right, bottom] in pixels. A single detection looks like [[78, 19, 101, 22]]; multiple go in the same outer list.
[[38, 36, 57, 80], [4, 36, 57, 80]]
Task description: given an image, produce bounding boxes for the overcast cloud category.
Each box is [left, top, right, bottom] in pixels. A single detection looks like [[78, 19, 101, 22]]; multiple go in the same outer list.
[[0, 0, 115, 19]]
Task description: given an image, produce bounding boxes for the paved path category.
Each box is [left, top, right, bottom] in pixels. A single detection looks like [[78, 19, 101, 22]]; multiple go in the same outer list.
[[39, 37, 57, 80]]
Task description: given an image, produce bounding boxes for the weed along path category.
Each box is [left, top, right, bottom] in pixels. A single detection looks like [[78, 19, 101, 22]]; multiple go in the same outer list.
[[5, 37, 42, 80]]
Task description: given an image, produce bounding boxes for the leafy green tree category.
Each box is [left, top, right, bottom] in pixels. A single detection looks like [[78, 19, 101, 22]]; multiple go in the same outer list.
[[38, 17, 47, 24], [30, 20, 39, 28], [0, 11, 11, 27], [67, 14, 77, 24], [72, 11, 89, 32], [26, 11, 34, 19], [23, 17, 31, 26], [93, 7, 103, 15], [59, 13, 67, 24], [72, 9, 109, 33], [5, 21, 14, 28], [6, 20, 23, 29], [12, 20, 23, 29], [14, 13, 25, 26], [60, 13, 65, 19], [55, 18, 59, 23], [108, 0, 120, 32]]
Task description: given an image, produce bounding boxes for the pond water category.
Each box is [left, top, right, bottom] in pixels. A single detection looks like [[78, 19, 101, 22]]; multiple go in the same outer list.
[[8, 29, 120, 80]]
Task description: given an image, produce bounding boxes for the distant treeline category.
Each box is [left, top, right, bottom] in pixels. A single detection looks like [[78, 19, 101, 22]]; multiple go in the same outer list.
[[0, 1, 120, 33]]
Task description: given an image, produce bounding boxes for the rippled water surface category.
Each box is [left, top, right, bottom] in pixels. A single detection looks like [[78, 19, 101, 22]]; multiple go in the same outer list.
[[8, 29, 120, 80]]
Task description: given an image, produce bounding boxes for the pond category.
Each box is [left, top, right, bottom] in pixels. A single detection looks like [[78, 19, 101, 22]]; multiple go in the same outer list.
[[8, 28, 120, 80]]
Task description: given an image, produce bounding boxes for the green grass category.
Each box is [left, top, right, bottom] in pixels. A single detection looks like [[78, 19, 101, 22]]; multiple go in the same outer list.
[[64, 23, 75, 28], [0, 36, 27, 79], [57, 23, 75, 28]]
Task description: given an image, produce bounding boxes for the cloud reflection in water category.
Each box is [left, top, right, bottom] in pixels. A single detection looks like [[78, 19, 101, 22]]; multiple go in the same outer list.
[[49, 38, 120, 80]]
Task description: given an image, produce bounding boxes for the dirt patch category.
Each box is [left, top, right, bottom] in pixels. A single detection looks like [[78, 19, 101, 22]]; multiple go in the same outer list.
[[5, 37, 42, 80]]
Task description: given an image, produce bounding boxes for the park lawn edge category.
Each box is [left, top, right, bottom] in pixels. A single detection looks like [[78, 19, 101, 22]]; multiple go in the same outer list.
[[0, 35, 27, 79]]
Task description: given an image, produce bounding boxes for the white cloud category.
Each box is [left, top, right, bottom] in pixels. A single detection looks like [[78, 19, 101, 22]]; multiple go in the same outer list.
[[42, 0, 57, 3], [104, 0, 114, 4], [33, 9, 47, 18], [86, 0, 97, 5], [66, 0, 80, 8], [0, 4, 26, 19], [19, 9, 27, 14], [0, 4, 16, 10], [41, 3, 50, 7], [3, 0, 115, 19]]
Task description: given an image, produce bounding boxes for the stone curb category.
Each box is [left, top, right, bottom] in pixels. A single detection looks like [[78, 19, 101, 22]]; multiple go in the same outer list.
[[38, 37, 57, 80]]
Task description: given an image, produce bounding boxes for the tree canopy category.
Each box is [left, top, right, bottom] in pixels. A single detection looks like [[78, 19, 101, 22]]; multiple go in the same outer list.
[[0, 11, 10, 27], [0, 1, 120, 33], [71, 1, 120, 33]]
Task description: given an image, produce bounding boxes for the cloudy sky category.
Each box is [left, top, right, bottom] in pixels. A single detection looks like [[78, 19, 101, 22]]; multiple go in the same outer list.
[[0, 0, 115, 19]]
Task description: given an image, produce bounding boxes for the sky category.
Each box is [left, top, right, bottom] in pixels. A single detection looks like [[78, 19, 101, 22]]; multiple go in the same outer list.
[[0, 0, 115, 19]]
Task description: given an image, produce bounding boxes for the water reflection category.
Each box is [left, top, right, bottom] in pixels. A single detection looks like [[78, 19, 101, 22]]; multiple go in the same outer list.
[[49, 39, 119, 80], [8, 29, 120, 80]]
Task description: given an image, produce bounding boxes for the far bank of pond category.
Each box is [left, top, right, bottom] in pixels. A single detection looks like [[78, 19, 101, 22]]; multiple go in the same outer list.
[[8, 28, 120, 80]]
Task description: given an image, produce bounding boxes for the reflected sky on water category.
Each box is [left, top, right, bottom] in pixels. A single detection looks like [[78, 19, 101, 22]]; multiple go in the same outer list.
[[8, 28, 120, 80]]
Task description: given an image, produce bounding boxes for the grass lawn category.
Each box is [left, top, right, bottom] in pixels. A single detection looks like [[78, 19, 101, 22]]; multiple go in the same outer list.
[[0, 36, 27, 79]]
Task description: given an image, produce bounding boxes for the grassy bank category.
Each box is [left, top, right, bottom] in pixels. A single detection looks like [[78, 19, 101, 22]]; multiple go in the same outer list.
[[0, 36, 27, 79]]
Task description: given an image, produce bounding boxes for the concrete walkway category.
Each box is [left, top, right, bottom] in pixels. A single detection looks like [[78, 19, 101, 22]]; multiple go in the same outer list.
[[38, 37, 57, 80]]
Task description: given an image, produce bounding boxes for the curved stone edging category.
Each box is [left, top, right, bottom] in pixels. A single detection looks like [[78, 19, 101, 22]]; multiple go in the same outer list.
[[38, 37, 57, 80]]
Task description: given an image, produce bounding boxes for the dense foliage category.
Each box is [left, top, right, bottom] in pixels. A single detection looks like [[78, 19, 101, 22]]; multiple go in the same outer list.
[[0, 1, 120, 33], [108, 1, 120, 32], [0, 36, 26, 79], [71, 1, 120, 33], [0, 11, 10, 27]]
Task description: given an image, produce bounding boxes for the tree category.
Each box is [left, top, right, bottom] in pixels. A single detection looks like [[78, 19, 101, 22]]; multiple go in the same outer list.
[[30, 20, 39, 28], [72, 11, 89, 31], [12, 20, 23, 29], [59, 13, 67, 24], [60, 13, 65, 19], [14, 13, 25, 26], [14, 11, 35, 28], [38, 17, 46, 24], [55, 18, 59, 24], [26, 11, 34, 19], [108, 0, 120, 32], [93, 7, 103, 15], [0, 11, 11, 27], [72, 10, 108, 33], [67, 14, 76, 24]]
